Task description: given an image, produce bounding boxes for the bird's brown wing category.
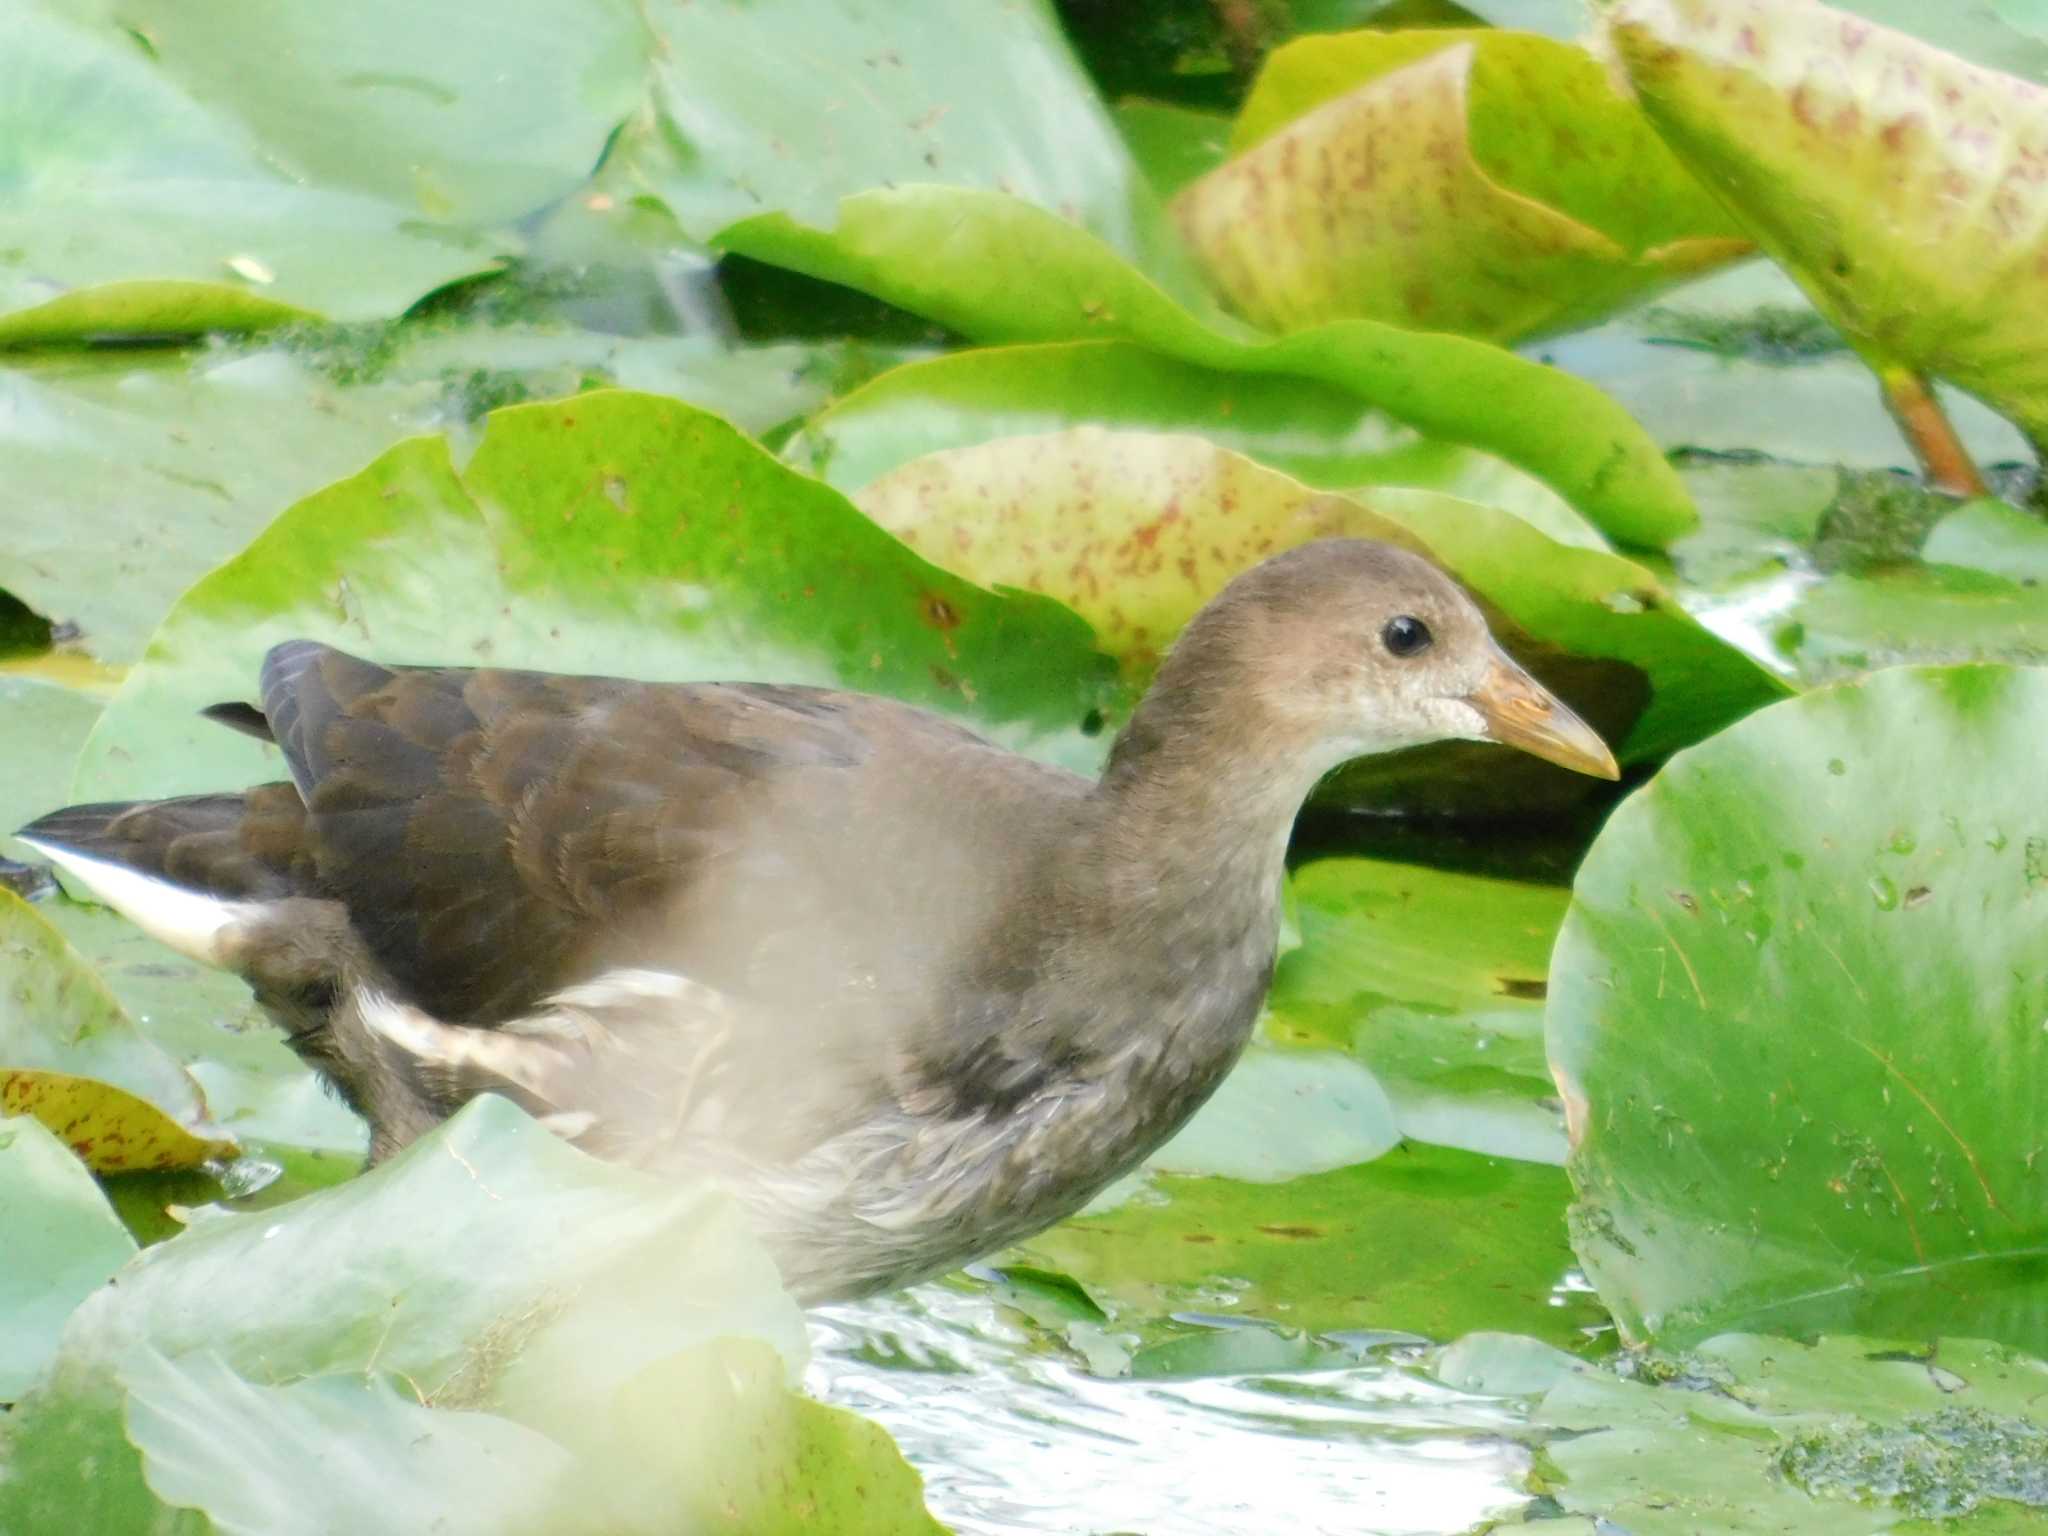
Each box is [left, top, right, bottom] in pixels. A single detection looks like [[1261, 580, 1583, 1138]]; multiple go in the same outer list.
[[256, 640, 912, 1026]]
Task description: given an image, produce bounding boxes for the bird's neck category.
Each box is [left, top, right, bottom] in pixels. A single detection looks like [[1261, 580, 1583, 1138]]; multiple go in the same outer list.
[[1087, 655, 1339, 927]]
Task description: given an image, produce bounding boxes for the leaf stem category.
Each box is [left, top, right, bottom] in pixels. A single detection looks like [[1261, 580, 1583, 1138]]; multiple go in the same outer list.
[[1878, 367, 1987, 497]]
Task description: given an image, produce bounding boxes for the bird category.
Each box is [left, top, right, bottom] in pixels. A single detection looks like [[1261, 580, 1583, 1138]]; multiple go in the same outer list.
[[18, 539, 1616, 1302]]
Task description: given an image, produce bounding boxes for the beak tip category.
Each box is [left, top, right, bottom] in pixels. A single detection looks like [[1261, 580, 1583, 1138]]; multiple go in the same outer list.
[[1466, 655, 1622, 783]]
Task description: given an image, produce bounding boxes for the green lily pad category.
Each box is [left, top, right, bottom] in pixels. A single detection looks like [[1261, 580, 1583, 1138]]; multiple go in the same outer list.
[[718, 186, 1700, 548], [1539, 262, 2033, 471], [0, 677, 103, 864], [0, 351, 443, 664], [52, 0, 645, 230], [1267, 858, 1569, 1164], [0, 1096, 940, 1534], [0, 4, 505, 340], [1606, 0, 2048, 446], [33, 900, 365, 1161], [850, 427, 1783, 792], [626, 0, 1193, 287], [0, 1115, 135, 1402], [1177, 31, 1747, 341], [1922, 499, 2048, 584], [1469, 1333, 2048, 1532], [1787, 565, 2048, 683], [1549, 665, 2048, 1356], [0, 889, 233, 1172], [4, 327, 883, 665], [791, 340, 1606, 549], [1019, 1142, 1604, 1350], [74, 390, 1118, 804], [1147, 1045, 1402, 1182], [1112, 99, 1234, 200], [0, 668, 353, 1166], [122, 1349, 574, 1536]]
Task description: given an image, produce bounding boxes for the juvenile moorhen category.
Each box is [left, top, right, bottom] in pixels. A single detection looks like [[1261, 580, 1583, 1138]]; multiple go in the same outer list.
[[20, 540, 1615, 1300]]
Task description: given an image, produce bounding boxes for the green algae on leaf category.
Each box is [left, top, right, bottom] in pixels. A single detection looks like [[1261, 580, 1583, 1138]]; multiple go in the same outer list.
[[1177, 31, 1748, 341], [719, 186, 1701, 548], [1487, 1333, 2048, 1532], [1606, 0, 2048, 450], [1548, 666, 2048, 1356]]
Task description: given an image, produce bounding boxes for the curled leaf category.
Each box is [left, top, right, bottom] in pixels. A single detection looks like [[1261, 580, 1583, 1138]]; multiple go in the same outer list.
[[1607, 0, 2048, 444], [1177, 31, 1749, 341]]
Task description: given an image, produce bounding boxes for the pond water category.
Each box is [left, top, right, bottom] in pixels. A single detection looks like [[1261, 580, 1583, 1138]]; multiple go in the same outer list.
[[810, 1285, 1540, 1536]]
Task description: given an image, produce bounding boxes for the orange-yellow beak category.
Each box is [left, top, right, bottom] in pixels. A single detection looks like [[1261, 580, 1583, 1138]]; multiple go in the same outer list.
[[1464, 650, 1620, 781]]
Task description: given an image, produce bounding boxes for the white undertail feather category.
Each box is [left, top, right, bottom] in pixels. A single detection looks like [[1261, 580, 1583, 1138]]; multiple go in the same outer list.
[[357, 990, 576, 1102], [17, 838, 254, 967], [357, 969, 737, 1149]]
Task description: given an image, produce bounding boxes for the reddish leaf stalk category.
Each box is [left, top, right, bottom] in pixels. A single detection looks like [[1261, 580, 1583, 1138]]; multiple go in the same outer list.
[[1878, 366, 1988, 498]]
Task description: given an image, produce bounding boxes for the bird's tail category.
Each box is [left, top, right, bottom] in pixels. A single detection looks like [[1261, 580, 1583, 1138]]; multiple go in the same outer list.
[[16, 786, 313, 967]]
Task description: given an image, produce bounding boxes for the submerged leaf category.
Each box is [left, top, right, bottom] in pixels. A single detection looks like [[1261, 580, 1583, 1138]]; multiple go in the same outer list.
[[1549, 666, 2048, 1355], [719, 186, 1700, 548], [1607, 0, 2048, 444], [1178, 31, 1747, 340]]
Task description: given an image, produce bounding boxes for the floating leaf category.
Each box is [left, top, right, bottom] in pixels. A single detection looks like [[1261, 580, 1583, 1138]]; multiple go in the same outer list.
[[1147, 1046, 1402, 1182], [1, 332, 873, 664], [1606, 0, 2048, 448], [0, 1115, 135, 1402], [0, 1097, 940, 1533], [73, 390, 1119, 804], [793, 339, 1607, 549], [1788, 565, 2048, 682], [627, 0, 1195, 289], [0, 677, 102, 862], [1539, 261, 2032, 470], [0, 889, 232, 1171], [121, 1350, 575, 1536], [852, 427, 1783, 799], [1177, 32, 1748, 341], [1268, 858, 1570, 1164], [0, 1070, 233, 1176], [51, 0, 645, 229], [1113, 99, 1234, 200], [1020, 1143, 1602, 1350], [1549, 665, 2048, 1355], [1469, 1332, 2048, 1532], [0, 4, 505, 339], [719, 186, 1700, 547]]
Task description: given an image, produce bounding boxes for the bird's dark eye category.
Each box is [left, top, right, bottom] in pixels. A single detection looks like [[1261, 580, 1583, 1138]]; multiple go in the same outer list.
[[1381, 615, 1432, 658]]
